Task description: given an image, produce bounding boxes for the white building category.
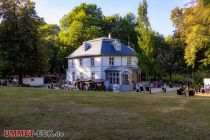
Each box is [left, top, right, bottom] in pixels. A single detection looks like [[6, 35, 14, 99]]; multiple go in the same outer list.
[[23, 77, 44, 87], [66, 37, 141, 92]]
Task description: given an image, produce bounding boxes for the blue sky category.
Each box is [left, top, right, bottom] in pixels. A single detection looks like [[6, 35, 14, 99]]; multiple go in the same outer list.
[[32, 0, 191, 36]]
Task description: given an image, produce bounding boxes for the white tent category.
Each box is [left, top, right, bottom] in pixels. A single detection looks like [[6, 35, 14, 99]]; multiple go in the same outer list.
[[204, 78, 210, 89]]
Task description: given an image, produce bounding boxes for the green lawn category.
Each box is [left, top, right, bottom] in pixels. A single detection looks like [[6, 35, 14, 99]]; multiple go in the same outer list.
[[0, 87, 210, 140]]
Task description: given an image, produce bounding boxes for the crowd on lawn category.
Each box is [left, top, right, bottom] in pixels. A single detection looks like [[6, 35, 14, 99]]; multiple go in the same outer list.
[[1, 78, 210, 95]]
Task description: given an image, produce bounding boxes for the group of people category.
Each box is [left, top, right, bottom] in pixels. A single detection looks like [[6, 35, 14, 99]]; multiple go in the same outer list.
[[177, 84, 195, 97], [135, 82, 144, 92], [0, 79, 18, 86], [74, 80, 105, 91], [200, 84, 210, 94], [135, 80, 168, 93]]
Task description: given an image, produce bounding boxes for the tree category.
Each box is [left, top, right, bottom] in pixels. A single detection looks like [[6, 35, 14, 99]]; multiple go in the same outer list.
[[57, 3, 104, 70], [136, 0, 159, 81], [58, 3, 104, 49], [40, 23, 61, 73], [157, 35, 184, 80], [0, 0, 49, 84], [103, 13, 138, 48], [171, 0, 210, 68]]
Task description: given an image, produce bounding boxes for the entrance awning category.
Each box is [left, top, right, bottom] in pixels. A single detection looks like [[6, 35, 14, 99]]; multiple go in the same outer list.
[[105, 66, 123, 72], [122, 71, 129, 75], [105, 66, 140, 72]]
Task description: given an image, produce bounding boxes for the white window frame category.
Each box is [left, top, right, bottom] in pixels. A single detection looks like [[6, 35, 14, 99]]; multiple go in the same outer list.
[[122, 75, 129, 85], [108, 72, 119, 84], [91, 58, 95, 66], [79, 59, 83, 67], [109, 57, 114, 66], [91, 73, 95, 79], [72, 72, 75, 81], [127, 57, 132, 65]]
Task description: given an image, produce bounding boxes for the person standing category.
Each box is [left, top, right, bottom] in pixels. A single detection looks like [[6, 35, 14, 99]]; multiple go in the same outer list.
[[163, 83, 167, 93], [207, 84, 210, 94], [161, 80, 164, 93], [136, 82, 140, 92]]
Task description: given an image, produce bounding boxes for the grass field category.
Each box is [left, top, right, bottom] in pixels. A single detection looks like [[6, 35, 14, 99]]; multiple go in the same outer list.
[[0, 87, 210, 140]]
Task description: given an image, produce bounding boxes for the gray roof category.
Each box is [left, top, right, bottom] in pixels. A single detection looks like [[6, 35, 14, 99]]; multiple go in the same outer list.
[[67, 37, 134, 59]]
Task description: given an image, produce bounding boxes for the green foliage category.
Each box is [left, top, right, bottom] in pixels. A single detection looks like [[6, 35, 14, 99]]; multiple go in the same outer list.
[[39, 24, 61, 73], [193, 69, 210, 87], [157, 35, 186, 80], [103, 13, 137, 48], [60, 3, 103, 30], [0, 0, 49, 82], [171, 0, 210, 68], [56, 3, 104, 69], [58, 3, 103, 50], [137, 0, 150, 29], [136, 0, 162, 78]]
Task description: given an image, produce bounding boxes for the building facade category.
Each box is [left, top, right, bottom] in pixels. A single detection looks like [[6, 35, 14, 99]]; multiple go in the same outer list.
[[66, 37, 141, 92]]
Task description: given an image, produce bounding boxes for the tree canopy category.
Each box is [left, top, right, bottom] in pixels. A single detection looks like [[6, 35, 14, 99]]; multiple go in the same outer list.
[[103, 13, 137, 48], [171, 0, 210, 68], [58, 3, 104, 51], [0, 0, 49, 83], [136, 0, 159, 79]]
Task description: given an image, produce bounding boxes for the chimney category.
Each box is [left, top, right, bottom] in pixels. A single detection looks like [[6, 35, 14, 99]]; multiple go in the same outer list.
[[128, 36, 130, 46], [108, 33, 111, 39]]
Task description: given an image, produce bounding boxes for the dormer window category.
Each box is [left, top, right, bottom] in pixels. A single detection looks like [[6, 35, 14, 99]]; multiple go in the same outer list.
[[84, 42, 91, 51], [112, 40, 121, 51]]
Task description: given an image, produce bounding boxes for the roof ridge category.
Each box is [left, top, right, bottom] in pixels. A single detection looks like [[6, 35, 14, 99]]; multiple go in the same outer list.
[[85, 37, 115, 42]]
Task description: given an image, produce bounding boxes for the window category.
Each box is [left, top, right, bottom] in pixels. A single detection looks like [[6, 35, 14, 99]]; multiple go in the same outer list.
[[91, 58, 94, 66], [109, 58, 114, 66], [127, 57, 132, 65], [91, 73, 95, 79], [31, 78, 34, 81], [72, 72, 75, 81], [79, 59, 83, 67], [80, 72, 83, 79], [112, 40, 121, 51], [122, 75, 129, 85], [107, 72, 119, 84], [84, 42, 91, 51], [72, 60, 75, 67]]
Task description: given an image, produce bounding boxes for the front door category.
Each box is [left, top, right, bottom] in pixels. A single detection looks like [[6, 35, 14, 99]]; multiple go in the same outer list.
[[131, 71, 139, 83]]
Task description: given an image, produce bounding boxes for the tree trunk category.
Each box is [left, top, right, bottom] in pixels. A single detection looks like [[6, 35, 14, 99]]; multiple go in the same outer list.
[[169, 72, 172, 81], [148, 74, 151, 94], [189, 72, 192, 78], [18, 71, 23, 85]]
